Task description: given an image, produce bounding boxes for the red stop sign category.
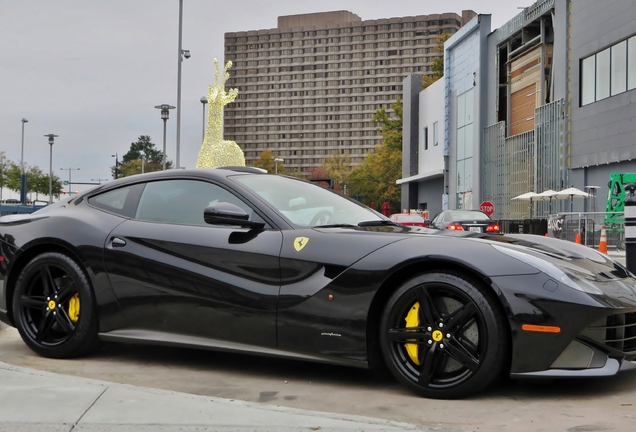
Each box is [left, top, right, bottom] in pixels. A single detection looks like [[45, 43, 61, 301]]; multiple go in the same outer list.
[[480, 201, 495, 216]]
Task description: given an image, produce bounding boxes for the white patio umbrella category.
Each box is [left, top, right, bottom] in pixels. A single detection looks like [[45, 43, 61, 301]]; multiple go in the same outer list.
[[553, 187, 589, 212], [511, 192, 539, 217], [534, 189, 559, 215]]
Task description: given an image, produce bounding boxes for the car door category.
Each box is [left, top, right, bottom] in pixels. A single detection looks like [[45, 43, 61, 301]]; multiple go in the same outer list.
[[102, 179, 282, 348]]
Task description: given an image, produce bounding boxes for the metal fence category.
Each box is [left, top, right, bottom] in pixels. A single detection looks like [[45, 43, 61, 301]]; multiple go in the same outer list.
[[482, 100, 565, 220], [0, 203, 46, 216], [482, 125, 535, 219], [547, 212, 625, 250]]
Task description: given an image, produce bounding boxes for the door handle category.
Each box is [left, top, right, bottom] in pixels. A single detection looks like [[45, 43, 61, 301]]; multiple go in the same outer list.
[[109, 237, 127, 248]]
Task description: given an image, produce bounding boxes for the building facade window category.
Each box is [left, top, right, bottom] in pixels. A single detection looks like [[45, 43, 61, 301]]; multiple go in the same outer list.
[[581, 35, 636, 106], [433, 121, 439, 146], [423, 127, 429, 150], [456, 89, 474, 209]]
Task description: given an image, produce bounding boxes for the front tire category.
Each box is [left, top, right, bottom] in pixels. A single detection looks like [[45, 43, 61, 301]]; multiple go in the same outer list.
[[379, 272, 508, 399], [13, 252, 100, 358]]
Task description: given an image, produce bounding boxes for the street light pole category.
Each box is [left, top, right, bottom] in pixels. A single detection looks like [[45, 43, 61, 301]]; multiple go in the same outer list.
[[274, 158, 284, 174], [200, 96, 207, 143], [44, 134, 58, 203], [176, 0, 190, 169], [155, 104, 175, 170], [20, 118, 28, 205], [140, 152, 145, 174], [60, 167, 80, 195]]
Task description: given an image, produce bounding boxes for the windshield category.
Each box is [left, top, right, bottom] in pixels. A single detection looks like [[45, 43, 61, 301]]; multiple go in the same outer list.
[[232, 174, 386, 228]]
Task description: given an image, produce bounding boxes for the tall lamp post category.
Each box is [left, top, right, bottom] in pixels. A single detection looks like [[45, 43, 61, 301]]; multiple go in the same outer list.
[[200, 96, 208, 143], [176, 0, 190, 169], [274, 158, 284, 174], [154, 104, 175, 170], [111, 153, 120, 179], [140, 151, 145, 174], [44, 134, 58, 203], [20, 118, 28, 205], [60, 167, 80, 195]]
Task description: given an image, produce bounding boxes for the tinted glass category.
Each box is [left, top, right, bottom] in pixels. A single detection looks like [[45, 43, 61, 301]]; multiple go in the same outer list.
[[135, 179, 253, 226], [232, 174, 383, 227], [89, 187, 133, 217]]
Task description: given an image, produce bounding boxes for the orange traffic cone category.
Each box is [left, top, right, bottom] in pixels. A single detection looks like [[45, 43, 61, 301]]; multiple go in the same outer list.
[[575, 233, 581, 244], [599, 226, 607, 254]]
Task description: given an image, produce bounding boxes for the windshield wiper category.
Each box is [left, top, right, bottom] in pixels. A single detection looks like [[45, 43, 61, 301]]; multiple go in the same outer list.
[[357, 220, 400, 227]]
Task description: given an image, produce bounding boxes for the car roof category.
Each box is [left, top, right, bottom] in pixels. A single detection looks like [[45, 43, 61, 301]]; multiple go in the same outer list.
[[88, 167, 267, 195], [445, 210, 490, 219]]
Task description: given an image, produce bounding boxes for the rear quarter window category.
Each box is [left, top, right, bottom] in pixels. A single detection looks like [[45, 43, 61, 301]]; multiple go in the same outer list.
[[88, 185, 141, 218]]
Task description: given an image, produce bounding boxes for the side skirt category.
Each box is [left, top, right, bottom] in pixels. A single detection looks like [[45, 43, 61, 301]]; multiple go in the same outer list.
[[99, 329, 368, 369]]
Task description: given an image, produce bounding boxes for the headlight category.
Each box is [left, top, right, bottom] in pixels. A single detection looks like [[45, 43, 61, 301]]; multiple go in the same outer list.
[[492, 244, 583, 291]]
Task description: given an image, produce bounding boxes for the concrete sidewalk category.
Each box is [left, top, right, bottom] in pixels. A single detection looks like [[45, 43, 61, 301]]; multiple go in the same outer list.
[[0, 359, 430, 432]]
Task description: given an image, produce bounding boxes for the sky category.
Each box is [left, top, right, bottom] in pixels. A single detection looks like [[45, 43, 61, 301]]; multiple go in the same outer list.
[[0, 0, 533, 197]]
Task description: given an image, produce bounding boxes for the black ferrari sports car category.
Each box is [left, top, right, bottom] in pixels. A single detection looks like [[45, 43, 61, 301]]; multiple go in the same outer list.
[[1, 167, 636, 399]]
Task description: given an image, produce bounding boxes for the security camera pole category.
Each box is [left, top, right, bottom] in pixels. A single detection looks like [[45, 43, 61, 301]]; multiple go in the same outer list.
[[175, 0, 190, 169]]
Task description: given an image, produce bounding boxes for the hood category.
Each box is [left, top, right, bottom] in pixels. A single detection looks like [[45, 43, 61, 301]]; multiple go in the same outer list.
[[476, 233, 635, 298]]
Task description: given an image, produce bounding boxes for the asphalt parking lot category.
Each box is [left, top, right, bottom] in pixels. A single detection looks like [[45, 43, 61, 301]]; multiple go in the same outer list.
[[1, 321, 636, 431]]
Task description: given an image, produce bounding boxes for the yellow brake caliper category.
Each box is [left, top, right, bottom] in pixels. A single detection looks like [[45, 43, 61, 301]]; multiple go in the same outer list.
[[68, 293, 80, 323], [404, 302, 421, 365]]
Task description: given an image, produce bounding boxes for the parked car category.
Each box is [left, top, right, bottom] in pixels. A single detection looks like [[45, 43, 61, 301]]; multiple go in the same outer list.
[[389, 213, 429, 227], [2, 167, 636, 399], [429, 209, 500, 233]]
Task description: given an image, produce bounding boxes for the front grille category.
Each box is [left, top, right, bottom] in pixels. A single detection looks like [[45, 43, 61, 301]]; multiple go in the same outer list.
[[583, 312, 636, 355]]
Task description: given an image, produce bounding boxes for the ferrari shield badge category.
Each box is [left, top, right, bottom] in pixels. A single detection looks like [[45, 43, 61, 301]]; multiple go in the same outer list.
[[294, 237, 309, 251]]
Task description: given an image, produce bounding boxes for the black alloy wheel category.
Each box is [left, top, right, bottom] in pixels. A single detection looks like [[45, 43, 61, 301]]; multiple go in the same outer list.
[[380, 272, 508, 399], [13, 252, 100, 358]]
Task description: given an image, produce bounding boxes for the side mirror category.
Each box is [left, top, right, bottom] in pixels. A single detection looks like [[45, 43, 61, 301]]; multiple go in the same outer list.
[[203, 202, 265, 230]]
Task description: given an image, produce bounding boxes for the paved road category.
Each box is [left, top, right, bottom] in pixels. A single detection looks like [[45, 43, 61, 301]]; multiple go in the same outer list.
[[2, 322, 636, 431]]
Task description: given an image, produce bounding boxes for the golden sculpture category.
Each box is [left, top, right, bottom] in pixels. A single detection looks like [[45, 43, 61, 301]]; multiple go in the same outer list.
[[196, 59, 245, 168]]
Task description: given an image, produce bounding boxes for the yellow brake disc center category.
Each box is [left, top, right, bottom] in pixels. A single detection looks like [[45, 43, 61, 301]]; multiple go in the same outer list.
[[404, 302, 421, 365], [68, 294, 80, 323], [48, 300, 56, 310], [432, 329, 443, 342]]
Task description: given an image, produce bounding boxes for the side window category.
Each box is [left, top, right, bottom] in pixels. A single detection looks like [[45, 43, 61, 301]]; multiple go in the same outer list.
[[135, 179, 255, 226], [88, 186, 137, 217]]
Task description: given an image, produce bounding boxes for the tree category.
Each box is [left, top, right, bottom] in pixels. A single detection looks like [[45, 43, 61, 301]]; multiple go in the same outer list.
[[348, 99, 403, 213], [306, 165, 326, 179], [254, 150, 276, 173], [422, 32, 452, 89], [5, 161, 21, 192], [322, 152, 353, 193], [0, 152, 12, 201], [31, 168, 63, 200], [0, 153, 62, 201], [113, 135, 172, 178]]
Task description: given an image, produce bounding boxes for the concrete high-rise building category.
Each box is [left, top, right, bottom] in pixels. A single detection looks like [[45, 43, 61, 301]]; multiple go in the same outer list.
[[224, 10, 476, 174]]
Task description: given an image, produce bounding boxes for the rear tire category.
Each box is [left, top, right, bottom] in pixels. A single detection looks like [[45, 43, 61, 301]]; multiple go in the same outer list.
[[379, 272, 509, 399], [13, 252, 100, 358]]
